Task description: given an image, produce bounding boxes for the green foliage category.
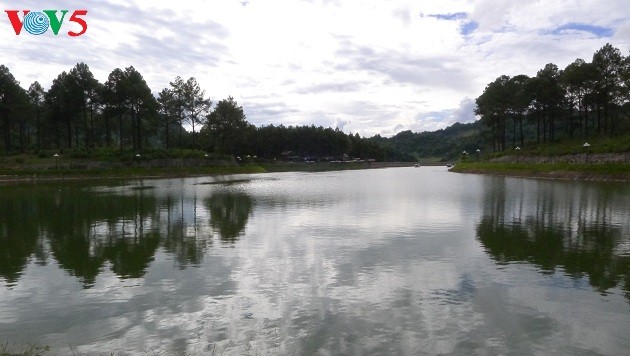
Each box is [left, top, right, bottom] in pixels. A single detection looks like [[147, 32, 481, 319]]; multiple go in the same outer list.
[[0, 64, 30, 153], [487, 135, 630, 157], [244, 124, 405, 161], [380, 122, 485, 161], [204, 96, 249, 154], [140, 148, 211, 159], [474, 43, 630, 153], [37, 150, 54, 158], [0, 62, 410, 162], [4, 43, 629, 164], [453, 161, 630, 176], [0, 61, 414, 162], [68, 148, 90, 159]]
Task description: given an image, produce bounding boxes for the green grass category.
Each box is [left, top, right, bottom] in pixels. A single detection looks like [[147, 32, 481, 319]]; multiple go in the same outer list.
[[0, 149, 232, 167], [457, 134, 630, 180], [485, 135, 630, 158], [451, 162, 630, 180], [0, 149, 268, 180], [260, 161, 409, 173], [0, 154, 411, 182]]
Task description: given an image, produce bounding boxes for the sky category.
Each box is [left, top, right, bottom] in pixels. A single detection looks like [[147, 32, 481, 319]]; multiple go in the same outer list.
[[1, 0, 629, 137]]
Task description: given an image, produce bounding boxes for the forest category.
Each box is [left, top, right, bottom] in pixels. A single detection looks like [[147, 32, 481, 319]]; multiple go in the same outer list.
[[1, 43, 628, 163], [0, 63, 404, 162], [382, 43, 630, 161], [475, 43, 630, 151]]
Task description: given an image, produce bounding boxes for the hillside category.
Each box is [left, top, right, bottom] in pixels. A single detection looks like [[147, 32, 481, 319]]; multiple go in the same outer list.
[[373, 121, 486, 162]]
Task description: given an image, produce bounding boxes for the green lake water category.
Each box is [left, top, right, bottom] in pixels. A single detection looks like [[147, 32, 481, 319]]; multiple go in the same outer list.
[[0, 167, 629, 355]]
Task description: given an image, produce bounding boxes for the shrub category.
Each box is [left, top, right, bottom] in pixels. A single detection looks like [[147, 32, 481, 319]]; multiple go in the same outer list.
[[37, 150, 53, 158], [68, 149, 89, 159]]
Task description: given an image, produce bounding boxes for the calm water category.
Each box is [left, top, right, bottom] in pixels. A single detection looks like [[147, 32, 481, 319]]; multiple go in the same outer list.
[[0, 167, 629, 355]]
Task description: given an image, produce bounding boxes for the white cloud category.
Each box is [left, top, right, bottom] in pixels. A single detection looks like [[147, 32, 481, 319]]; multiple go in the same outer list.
[[0, 0, 628, 137]]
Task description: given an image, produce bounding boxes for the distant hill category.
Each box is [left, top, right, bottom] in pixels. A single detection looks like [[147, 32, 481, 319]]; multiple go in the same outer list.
[[372, 121, 486, 162]]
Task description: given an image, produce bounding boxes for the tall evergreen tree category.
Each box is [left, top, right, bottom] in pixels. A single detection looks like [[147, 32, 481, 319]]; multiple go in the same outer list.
[[530, 63, 564, 143], [561, 59, 597, 138], [204, 97, 248, 154], [103, 68, 128, 150], [157, 88, 177, 148], [27, 81, 46, 149], [123, 66, 157, 150], [475, 75, 511, 151], [68, 63, 101, 149], [0, 65, 29, 152], [46, 71, 78, 149], [181, 77, 211, 147], [592, 43, 624, 134], [168, 76, 187, 146]]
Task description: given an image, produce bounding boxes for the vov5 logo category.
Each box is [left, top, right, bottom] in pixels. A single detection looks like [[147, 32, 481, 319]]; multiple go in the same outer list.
[[5, 10, 88, 36]]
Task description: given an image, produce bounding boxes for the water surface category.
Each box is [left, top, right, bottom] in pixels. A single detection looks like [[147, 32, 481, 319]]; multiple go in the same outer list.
[[1, 167, 628, 355]]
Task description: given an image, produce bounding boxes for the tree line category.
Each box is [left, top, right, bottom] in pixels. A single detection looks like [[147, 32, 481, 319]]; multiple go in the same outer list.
[[475, 43, 630, 151], [8, 44, 625, 163], [374, 122, 484, 162], [0, 63, 394, 161]]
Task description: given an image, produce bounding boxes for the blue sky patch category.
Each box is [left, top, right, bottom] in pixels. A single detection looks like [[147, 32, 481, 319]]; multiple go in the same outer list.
[[543, 23, 614, 37], [429, 12, 468, 21], [460, 21, 479, 35]]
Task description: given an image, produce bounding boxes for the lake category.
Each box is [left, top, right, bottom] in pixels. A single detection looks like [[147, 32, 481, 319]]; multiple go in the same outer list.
[[1, 167, 629, 355]]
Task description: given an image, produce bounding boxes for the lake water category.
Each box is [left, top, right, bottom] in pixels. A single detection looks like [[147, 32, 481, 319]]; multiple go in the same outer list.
[[1, 167, 629, 355]]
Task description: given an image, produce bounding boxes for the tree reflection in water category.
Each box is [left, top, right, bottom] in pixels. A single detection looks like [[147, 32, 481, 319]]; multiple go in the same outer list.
[[206, 192, 253, 244], [0, 183, 253, 288], [476, 178, 630, 301], [0, 186, 46, 285]]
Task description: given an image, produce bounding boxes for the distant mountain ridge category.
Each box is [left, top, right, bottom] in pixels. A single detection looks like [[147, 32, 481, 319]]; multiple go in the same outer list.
[[374, 120, 485, 161]]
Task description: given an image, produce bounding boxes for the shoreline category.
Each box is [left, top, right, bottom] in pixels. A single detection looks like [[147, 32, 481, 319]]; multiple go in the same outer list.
[[0, 161, 415, 184], [450, 162, 630, 182]]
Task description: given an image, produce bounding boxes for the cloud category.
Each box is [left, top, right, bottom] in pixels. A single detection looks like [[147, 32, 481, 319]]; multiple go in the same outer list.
[[392, 7, 413, 26], [453, 97, 477, 124], [425, 11, 477, 35], [334, 41, 474, 91], [333, 118, 349, 131], [429, 12, 468, 21], [1, 0, 628, 138], [242, 101, 302, 127], [294, 81, 367, 95], [392, 97, 478, 135]]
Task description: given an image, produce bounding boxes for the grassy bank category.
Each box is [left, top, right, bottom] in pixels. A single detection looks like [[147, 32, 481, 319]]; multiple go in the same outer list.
[[483, 135, 630, 159], [451, 162, 630, 181], [0, 149, 262, 181], [0, 164, 267, 182], [450, 134, 630, 181], [0, 153, 413, 182], [261, 161, 412, 173]]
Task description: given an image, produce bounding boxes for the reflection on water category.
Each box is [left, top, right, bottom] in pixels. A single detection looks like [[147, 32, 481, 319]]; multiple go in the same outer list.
[[0, 181, 252, 288], [1, 170, 629, 355], [477, 177, 630, 300], [207, 192, 253, 244]]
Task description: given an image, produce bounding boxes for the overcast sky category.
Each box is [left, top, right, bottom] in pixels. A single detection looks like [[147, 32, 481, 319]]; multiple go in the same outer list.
[[1, 0, 628, 137]]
